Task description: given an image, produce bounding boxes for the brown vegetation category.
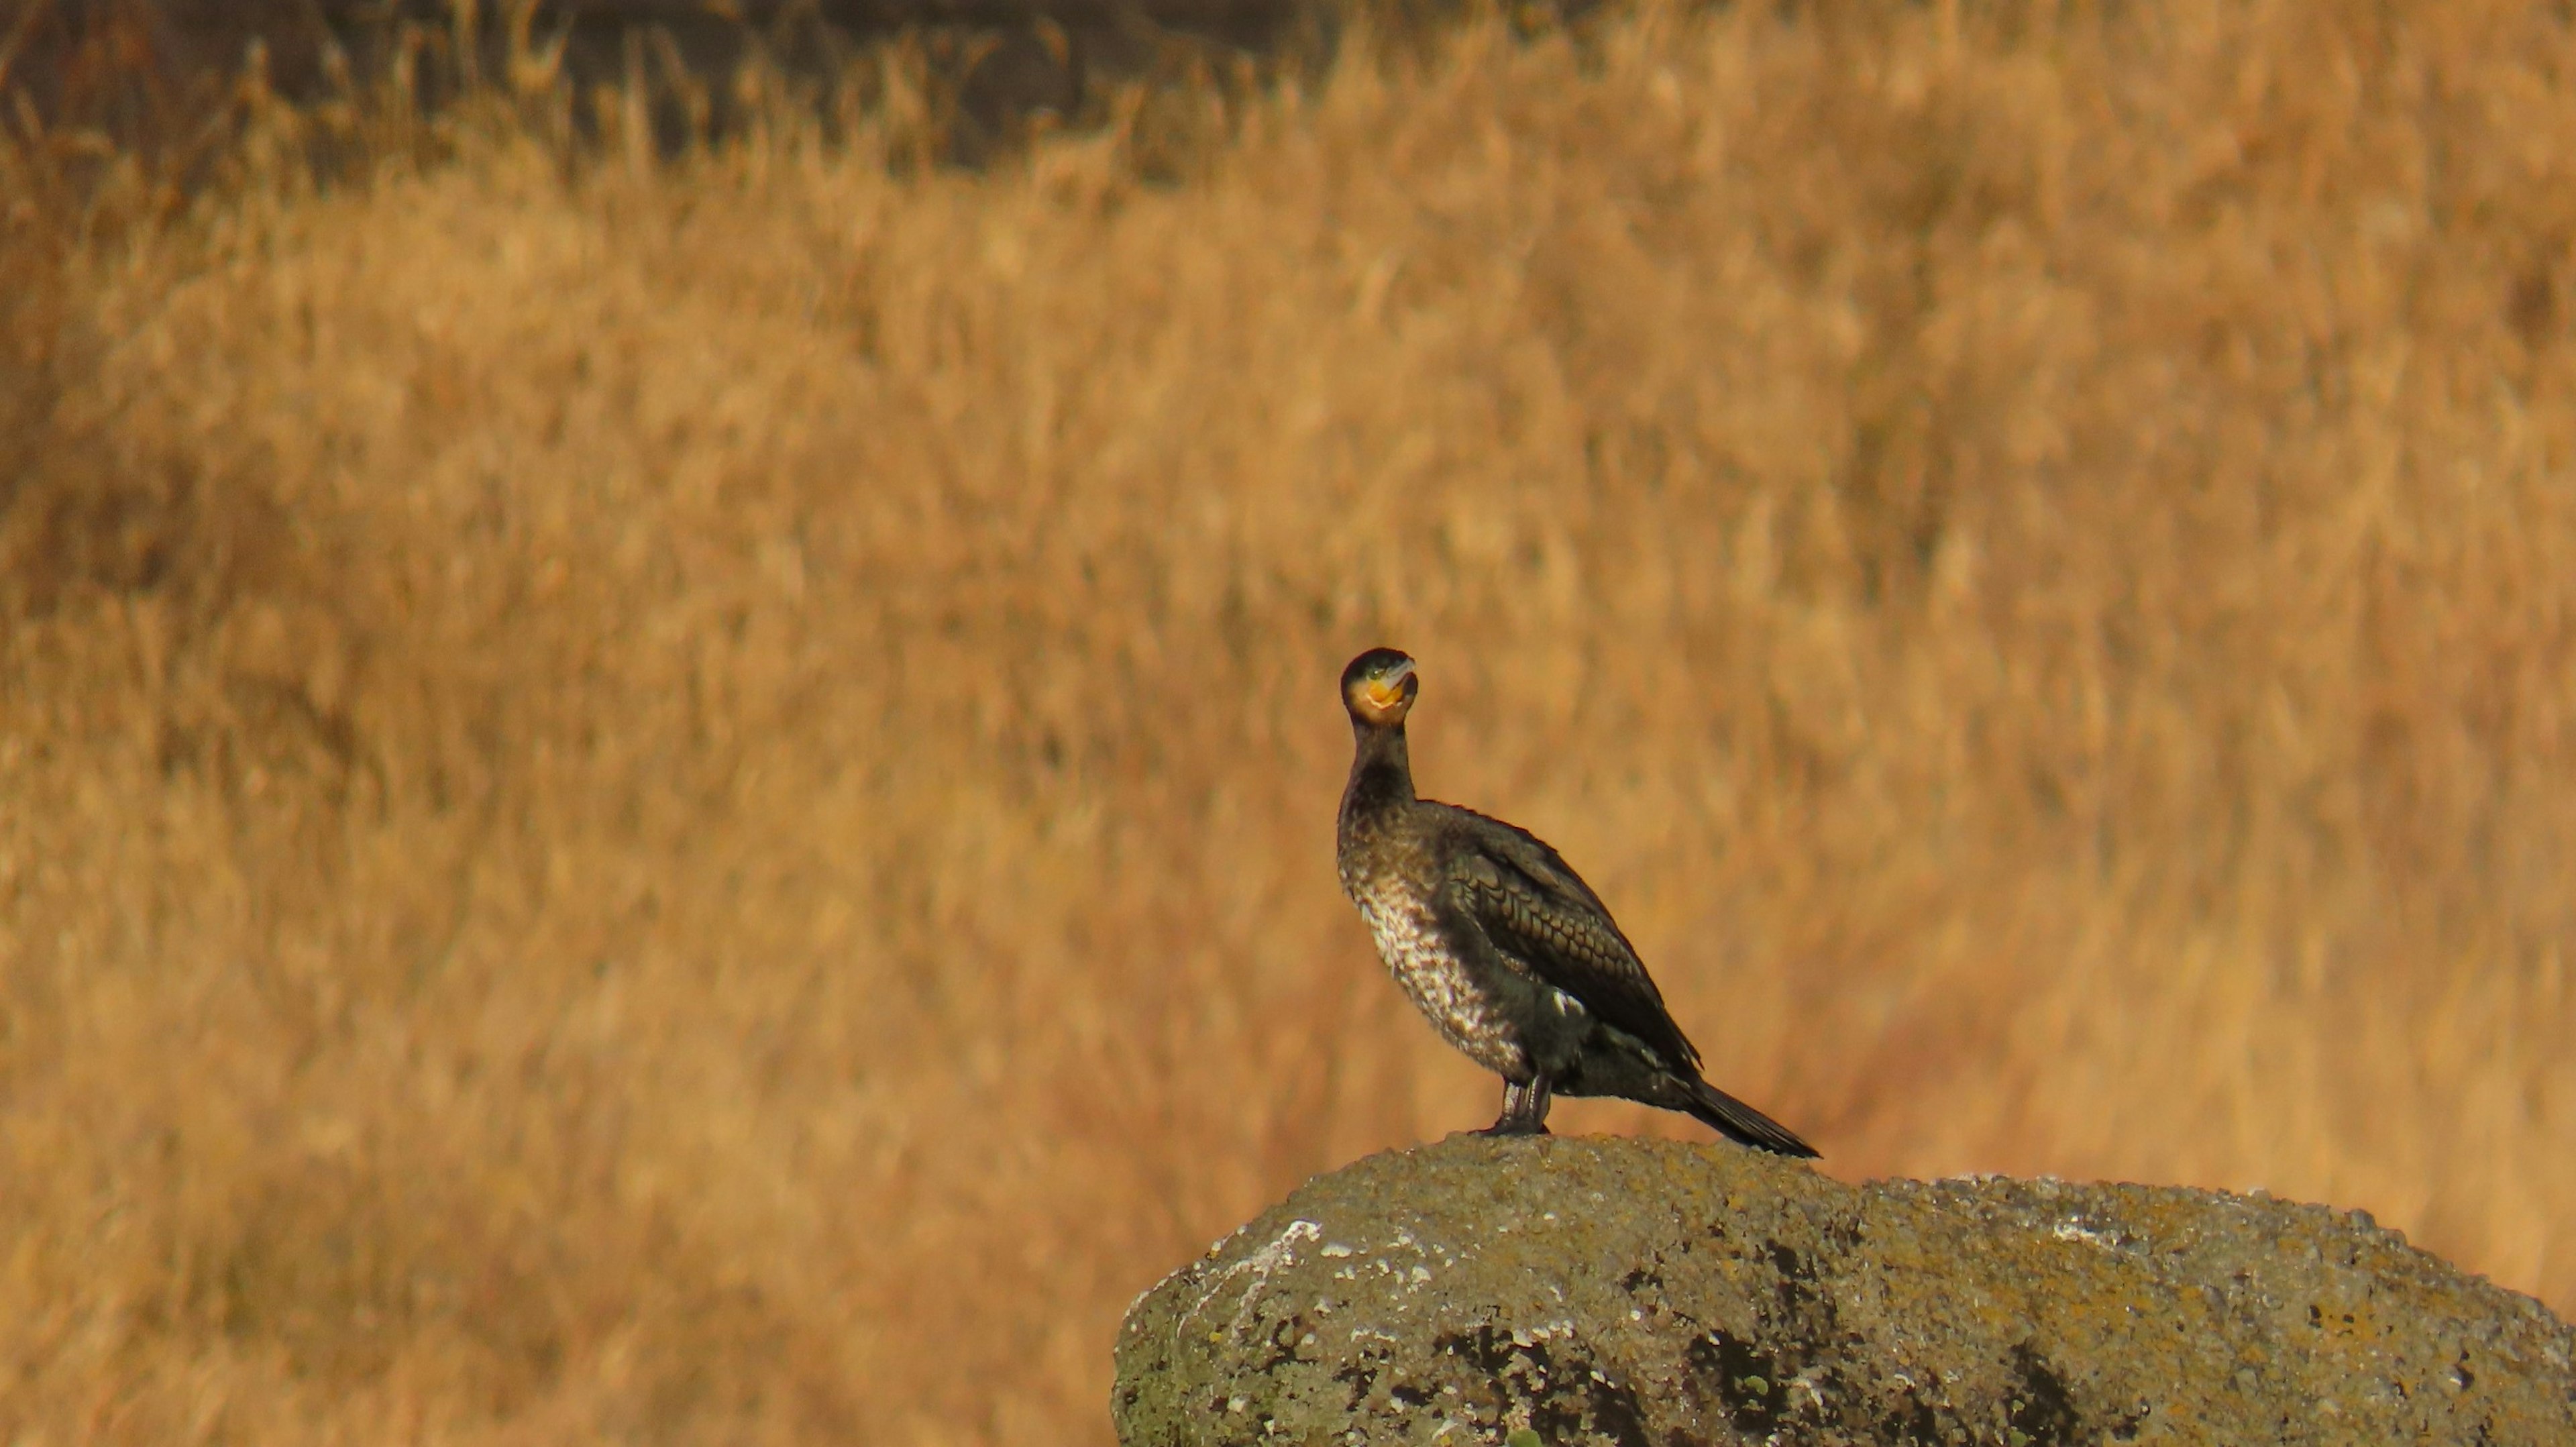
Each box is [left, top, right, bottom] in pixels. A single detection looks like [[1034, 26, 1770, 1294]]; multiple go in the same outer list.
[[5, 1, 2575, 1440]]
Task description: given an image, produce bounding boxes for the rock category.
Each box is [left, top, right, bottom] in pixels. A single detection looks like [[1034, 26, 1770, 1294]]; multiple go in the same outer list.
[[1114, 1135, 2576, 1446]]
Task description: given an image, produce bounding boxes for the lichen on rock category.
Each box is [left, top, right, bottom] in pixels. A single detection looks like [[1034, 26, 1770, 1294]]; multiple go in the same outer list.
[[1113, 1136, 2575, 1446]]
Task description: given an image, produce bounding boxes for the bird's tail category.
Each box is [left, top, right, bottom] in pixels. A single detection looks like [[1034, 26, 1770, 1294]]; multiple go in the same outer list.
[[1686, 1078, 1818, 1158]]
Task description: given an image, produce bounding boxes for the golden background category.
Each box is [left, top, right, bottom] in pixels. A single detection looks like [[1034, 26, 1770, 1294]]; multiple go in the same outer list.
[[3, 1, 2571, 1440]]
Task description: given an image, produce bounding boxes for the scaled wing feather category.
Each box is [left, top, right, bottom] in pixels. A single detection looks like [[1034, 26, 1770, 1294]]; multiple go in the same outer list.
[[1444, 811, 1703, 1072]]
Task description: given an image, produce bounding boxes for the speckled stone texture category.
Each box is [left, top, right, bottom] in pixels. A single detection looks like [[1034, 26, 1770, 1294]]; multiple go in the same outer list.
[[1113, 1135, 2575, 1446]]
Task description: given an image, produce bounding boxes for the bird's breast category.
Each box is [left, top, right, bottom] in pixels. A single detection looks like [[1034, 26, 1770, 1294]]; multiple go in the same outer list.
[[1353, 878, 1529, 1079]]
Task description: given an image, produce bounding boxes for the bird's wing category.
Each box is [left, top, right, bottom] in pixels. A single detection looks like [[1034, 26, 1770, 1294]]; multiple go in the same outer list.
[[1442, 808, 1703, 1071]]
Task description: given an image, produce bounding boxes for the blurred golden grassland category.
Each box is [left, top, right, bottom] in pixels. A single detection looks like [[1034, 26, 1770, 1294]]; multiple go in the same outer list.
[[5, 0, 2576, 1440]]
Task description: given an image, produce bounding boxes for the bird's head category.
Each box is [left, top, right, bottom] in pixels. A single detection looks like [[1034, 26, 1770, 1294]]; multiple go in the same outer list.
[[1341, 648, 1419, 727]]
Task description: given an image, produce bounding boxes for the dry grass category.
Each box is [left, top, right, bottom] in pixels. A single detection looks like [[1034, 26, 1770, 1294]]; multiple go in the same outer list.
[[5, 0, 2576, 1440]]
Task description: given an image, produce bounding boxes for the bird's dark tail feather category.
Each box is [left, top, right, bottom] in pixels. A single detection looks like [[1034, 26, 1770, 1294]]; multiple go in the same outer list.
[[1686, 1079, 1818, 1158]]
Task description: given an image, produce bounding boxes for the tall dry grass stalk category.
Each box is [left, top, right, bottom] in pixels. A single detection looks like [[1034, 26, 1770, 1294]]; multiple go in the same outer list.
[[5, 0, 2575, 1439]]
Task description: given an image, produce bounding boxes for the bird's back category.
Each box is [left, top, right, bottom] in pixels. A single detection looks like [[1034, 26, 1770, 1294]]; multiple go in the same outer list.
[[1418, 799, 1705, 1074]]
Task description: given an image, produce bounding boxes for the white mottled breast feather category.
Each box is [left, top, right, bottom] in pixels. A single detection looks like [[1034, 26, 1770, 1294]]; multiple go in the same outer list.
[[1354, 877, 1528, 1079]]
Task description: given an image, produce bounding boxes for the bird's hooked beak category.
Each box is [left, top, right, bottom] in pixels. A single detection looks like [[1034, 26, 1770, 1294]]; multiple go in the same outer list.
[[1363, 658, 1417, 711]]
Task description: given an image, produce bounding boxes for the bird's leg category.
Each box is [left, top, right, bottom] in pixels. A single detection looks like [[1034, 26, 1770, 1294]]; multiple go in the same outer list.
[[1483, 1073, 1554, 1136]]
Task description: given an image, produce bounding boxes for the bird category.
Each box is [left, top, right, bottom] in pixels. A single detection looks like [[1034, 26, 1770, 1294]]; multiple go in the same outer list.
[[1334, 647, 1817, 1155]]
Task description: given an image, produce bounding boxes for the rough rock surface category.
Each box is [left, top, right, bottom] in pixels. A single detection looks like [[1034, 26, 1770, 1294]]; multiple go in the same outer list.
[[1114, 1135, 2575, 1446]]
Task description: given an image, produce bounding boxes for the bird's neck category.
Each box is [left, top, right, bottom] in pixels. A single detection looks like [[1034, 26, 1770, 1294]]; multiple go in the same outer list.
[[1341, 720, 1417, 826]]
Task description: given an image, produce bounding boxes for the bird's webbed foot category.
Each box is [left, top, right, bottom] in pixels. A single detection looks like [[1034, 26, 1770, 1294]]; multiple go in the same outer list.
[[1481, 1075, 1554, 1136]]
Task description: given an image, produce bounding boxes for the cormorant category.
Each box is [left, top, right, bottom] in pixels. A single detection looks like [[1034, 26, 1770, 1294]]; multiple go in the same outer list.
[[1335, 647, 1817, 1155]]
